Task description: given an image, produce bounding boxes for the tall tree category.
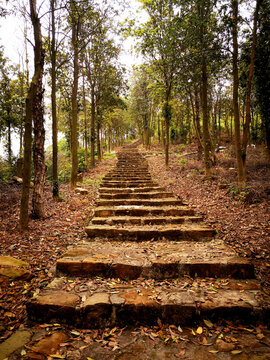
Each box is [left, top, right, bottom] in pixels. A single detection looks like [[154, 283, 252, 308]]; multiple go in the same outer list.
[[69, 0, 80, 187], [137, 0, 182, 167], [232, 0, 261, 188], [31, 0, 45, 219], [255, 0, 270, 161], [50, 0, 59, 197], [231, 0, 245, 188], [20, 0, 45, 229], [242, 0, 261, 170]]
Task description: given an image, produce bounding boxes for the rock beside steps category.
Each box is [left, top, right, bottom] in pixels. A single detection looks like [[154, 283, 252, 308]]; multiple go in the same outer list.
[[27, 143, 270, 328]]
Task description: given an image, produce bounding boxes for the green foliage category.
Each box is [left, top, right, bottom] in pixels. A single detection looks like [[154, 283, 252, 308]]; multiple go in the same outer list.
[[229, 184, 254, 204], [178, 157, 187, 165], [0, 159, 15, 181], [58, 162, 72, 183], [103, 152, 116, 159], [78, 148, 92, 172], [83, 177, 102, 187], [58, 138, 69, 152]]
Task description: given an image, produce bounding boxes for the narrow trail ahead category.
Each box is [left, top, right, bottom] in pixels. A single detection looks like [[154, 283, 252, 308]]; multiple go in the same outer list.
[[27, 142, 269, 328]]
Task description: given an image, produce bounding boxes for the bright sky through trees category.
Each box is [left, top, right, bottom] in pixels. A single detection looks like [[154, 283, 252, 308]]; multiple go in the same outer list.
[[0, 0, 147, 156]]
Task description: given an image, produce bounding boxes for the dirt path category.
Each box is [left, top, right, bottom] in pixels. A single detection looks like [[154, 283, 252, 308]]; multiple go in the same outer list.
[[0, 143, 270, 359]]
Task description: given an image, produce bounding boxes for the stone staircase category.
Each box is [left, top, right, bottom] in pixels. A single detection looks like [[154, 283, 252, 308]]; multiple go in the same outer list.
[[27, 142, 270, 328]]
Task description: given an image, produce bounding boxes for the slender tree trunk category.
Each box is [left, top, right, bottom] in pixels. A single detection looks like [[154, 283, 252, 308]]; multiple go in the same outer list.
[[32, 73, 45, 218], [189, 88, 203, 157], [90, 86, 95, 168], [97, 112, 101, 162], [157, 114, 161, 142], [50, 0, 58, 197], [100, 125, 103, 159], [232, 0, 245, 188], [19, 83, 34, 230], [82, 69, 88, 171], [164, 95, 170, 168], [20, 0, 45, 229], [201, 55, 211, 178], [31, 0, 45, 219], [70, 13, 79, 188], [7, 121, 12, 165], [242, 0, 261, 170]]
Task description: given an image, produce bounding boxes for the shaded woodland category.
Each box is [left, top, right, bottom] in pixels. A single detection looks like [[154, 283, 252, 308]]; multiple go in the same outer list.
[[0, 0, 269, 229]]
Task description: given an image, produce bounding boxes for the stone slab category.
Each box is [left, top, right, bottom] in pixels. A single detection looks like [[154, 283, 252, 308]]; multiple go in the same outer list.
[[0, 330, 31, 360], [85, 224, 215, 241], [56, 240, 254, 279], [99, 192, 174, 199], [27, 279, 270, 328], [30, 332, 68, 355], [91, 215, 203, 225], [98, 186, 165, 194], [96, 198, 183, 207], [0, 255, 32, 280], [94, 206, 195, 217]]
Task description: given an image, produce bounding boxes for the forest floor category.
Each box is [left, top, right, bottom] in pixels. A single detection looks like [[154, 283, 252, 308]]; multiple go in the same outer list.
[[0, 142, 269, 360]]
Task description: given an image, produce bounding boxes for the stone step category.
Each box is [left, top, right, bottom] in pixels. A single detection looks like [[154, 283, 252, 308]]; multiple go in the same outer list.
[[99, 192, 174, 199], [55, 240, 254, 280], [94, 206, 195, 217], [98, 186, 165, 194], [115, 165, 148, 169], [108, 170, 149, 174], [85, 224, 215, 241], [96, 198, 183, 207], [103, 176, 152, 181], [101, 181, 156, 188], [108, 174, 150, 178], [27, 277, 269, 328], [91, 215, 203, 225]]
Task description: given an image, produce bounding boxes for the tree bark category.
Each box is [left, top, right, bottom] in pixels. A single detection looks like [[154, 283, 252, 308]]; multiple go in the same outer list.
[[50, 0, 59, 197], [70, 6, 79, 188], [20, 0, 45, 229], [232, 0, 245, 188], [97, 109, 101, 162], [82, 69, 88, 171], [164, 94, 170, 168], [242, 0, 261, 170], [90, 85, 95, 168], [31, 0, 45, 219], [19, 82, 34, 230], [201, 54, 212, 178]]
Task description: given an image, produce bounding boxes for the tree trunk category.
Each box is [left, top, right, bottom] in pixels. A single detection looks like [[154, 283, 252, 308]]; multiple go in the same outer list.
[[82, 69, 88, 171], [50, 0, 58, 197], [201, 54, 212, 178], [108, 124, 112, 152], [164, 96, 170, 168], [242, 0, 261, 171], [7, 120, 12, 165], [232, 0, 245, 188], [189, 88, 203, 157], [32, 73, 45, 218], [20, 0, 44, 229], [157, 114, 161, 142], [97, 112, 101, 162], [90, 86, 95, 168], [70, 12, 79, 188], [31, 0, 45, 219], [19, 82, 33, 230]]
